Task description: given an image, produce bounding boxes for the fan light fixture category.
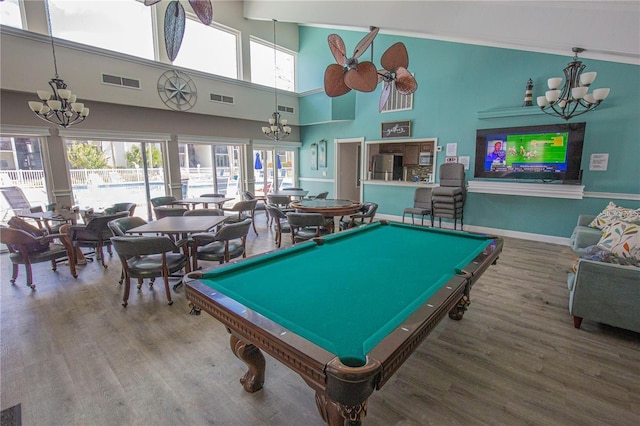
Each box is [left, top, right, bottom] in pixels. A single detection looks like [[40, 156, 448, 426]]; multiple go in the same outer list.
[[28, 0, 89, 128], [261, 20, 291, 142], [537, 47, 610, 121]]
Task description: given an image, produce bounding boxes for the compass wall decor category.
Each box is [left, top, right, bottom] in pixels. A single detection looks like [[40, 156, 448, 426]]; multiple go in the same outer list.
[[157, 69, 197, 111]]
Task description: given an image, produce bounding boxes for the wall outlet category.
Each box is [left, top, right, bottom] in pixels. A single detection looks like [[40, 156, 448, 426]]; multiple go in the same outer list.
[[322, 171, 327, 176]]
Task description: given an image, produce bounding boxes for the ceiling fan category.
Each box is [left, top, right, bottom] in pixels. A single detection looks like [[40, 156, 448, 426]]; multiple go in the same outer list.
[[324, 27, 380, 97], [377, 42, 418, 112], [144, 0, 213, 61]]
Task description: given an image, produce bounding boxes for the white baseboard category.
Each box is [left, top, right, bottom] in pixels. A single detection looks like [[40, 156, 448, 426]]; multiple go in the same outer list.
[[376, 214, 571, 246]]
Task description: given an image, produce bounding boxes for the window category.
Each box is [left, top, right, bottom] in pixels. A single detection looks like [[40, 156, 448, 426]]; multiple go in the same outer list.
[[173, 18, 239, 79], [250, 39, 295, 91], [179, 143, 242, 200], [253, 147, 296, 195], [48, 0, 155, 60], [0, 137, 49, 224], [65, 139, 166, 221], [0, 0, 23, 29]]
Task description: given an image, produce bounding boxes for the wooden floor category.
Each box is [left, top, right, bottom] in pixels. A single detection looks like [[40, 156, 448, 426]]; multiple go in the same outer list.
[[1, 215, 639, 425]]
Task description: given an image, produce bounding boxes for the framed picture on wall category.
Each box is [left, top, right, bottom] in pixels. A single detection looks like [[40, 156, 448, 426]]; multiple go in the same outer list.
[[381, 120, 411, 138], [318, 139, 327, 168], [310, 143, 318, 170]]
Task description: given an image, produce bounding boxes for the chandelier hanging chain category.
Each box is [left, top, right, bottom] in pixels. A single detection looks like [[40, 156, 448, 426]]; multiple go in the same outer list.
[[27, 0, 90, 128], [273, 19, 278, 114], [46, 1, 59, 80], [261, 19, 291, 142]]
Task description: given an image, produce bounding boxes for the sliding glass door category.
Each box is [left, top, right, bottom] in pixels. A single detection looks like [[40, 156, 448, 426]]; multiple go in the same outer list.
[[179, 142, 242, 202], [66, 139, 166, 221]]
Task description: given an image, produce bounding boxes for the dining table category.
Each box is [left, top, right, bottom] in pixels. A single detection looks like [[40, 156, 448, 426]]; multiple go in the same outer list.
[[179, 196, 234, 209], [289, 199, 362, 232], [16, 208, 80, 231], [126, 215, 228, 278], [269, 189, 309, 200]]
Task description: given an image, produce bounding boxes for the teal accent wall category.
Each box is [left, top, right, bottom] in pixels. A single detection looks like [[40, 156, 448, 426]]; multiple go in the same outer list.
[[297, 26, 640, 238]]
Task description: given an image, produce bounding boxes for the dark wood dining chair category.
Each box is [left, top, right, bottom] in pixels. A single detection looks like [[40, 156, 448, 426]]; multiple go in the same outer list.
[[110, 236, 188, 307], [265, 204, 291, 248], [191, 218, 252, 269], [286, 213, 330, 244], [0, 225, 78, 289]]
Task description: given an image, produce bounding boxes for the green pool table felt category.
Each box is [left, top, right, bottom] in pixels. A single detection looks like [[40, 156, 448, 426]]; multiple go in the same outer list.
[[199, 222, 492, 363]]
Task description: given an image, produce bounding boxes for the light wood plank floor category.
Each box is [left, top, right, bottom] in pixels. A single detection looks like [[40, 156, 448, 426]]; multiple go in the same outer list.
[[1, 215, 639, 425]]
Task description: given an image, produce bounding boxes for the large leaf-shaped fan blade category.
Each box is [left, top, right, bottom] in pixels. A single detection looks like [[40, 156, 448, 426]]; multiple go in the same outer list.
[[379, 82, 392, 112], [380, 42, 409, 71], [164, 1, 186, 62], [188, 0, 213, 26], [328, 34, 347, 66], [352, 27, 379, 59], [324, 64, 350, 97], [395, 67, 418, 95], [344, 61, 378, 92], [144, 0, 162, 5]]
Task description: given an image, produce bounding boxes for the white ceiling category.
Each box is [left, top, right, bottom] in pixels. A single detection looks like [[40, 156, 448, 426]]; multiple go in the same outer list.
[[243, 1, 640, 64]]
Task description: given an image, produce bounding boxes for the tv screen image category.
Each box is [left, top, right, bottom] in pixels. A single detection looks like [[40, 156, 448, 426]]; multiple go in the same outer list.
[[474, 123, 586, 183]]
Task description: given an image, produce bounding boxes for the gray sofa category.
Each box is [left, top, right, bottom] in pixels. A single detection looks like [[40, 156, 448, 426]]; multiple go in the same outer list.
[[567, 214, 640, 332]]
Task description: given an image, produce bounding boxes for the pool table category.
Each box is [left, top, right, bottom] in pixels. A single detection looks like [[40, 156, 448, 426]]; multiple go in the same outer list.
[[185, 221, 503, 425]]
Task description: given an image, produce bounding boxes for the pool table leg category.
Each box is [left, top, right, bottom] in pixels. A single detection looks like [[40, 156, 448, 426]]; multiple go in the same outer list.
[[230, 334, 265, 393], [315, 392, 367, 426]]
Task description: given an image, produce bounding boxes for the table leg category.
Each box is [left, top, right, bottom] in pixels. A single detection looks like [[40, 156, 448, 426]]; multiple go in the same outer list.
[[230, 335, 265, 393], [315, 392, 367, 426]]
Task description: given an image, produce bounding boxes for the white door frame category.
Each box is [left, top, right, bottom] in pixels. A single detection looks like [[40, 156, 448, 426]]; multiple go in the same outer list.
[[334, 137, 365, 200]]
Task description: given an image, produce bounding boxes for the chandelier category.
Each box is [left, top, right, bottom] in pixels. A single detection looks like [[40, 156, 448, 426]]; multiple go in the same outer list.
[[536, 47, 610, 121], [28, 0, 89, 128], [261, 20, 291, 141]]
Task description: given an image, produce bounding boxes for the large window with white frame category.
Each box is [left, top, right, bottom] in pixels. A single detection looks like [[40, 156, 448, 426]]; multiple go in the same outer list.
[[64, 138, 167, 222], [179, 142, 243, 201], [48, 0, 155, 60], [0, 0, 23, 29], [250, 37, 296, 91], [172, 17, 239, 79]]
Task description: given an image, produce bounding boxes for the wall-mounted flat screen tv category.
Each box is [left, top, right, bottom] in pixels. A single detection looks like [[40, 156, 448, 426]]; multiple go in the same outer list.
[[474, 122, 586, 183]]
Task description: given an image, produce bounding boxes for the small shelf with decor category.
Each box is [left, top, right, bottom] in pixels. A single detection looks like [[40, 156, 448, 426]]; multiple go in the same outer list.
[[477, 107, 545, 119]]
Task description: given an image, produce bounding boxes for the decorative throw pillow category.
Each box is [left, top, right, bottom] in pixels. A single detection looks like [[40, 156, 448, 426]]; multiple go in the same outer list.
[[597, 220, 640, 260], [589, 201, 640, 230]]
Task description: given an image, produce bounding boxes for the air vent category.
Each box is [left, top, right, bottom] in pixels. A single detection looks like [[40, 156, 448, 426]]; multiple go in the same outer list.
[[277, 105, 294, 114], [381, 76, 415, 113], [101, 73, 141, 89], [210, 93, 234, 104]]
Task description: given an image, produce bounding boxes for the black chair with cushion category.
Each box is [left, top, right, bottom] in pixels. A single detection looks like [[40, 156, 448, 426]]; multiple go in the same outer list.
[[191, 218, 252, 270], [265, 204, 291, 248], [431, 163, 466, 230], [305, 191, 329, 201], [110, 236, 188, 307], [183, 208, 224, 217], [0, 224, 77, 289], [222, 199, 258, 235], [107, 216, 148, 237], [107, 216, 149, 285], [287, 212, 330, 244], [242, 191, 268, 223], [103, 202, 136, 216], [403, 187, 432, 226], [340, 202, 378, 230], [69, 211, 130, 268], [153, 206, 188, 220], [150, 196, 176, 207]]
